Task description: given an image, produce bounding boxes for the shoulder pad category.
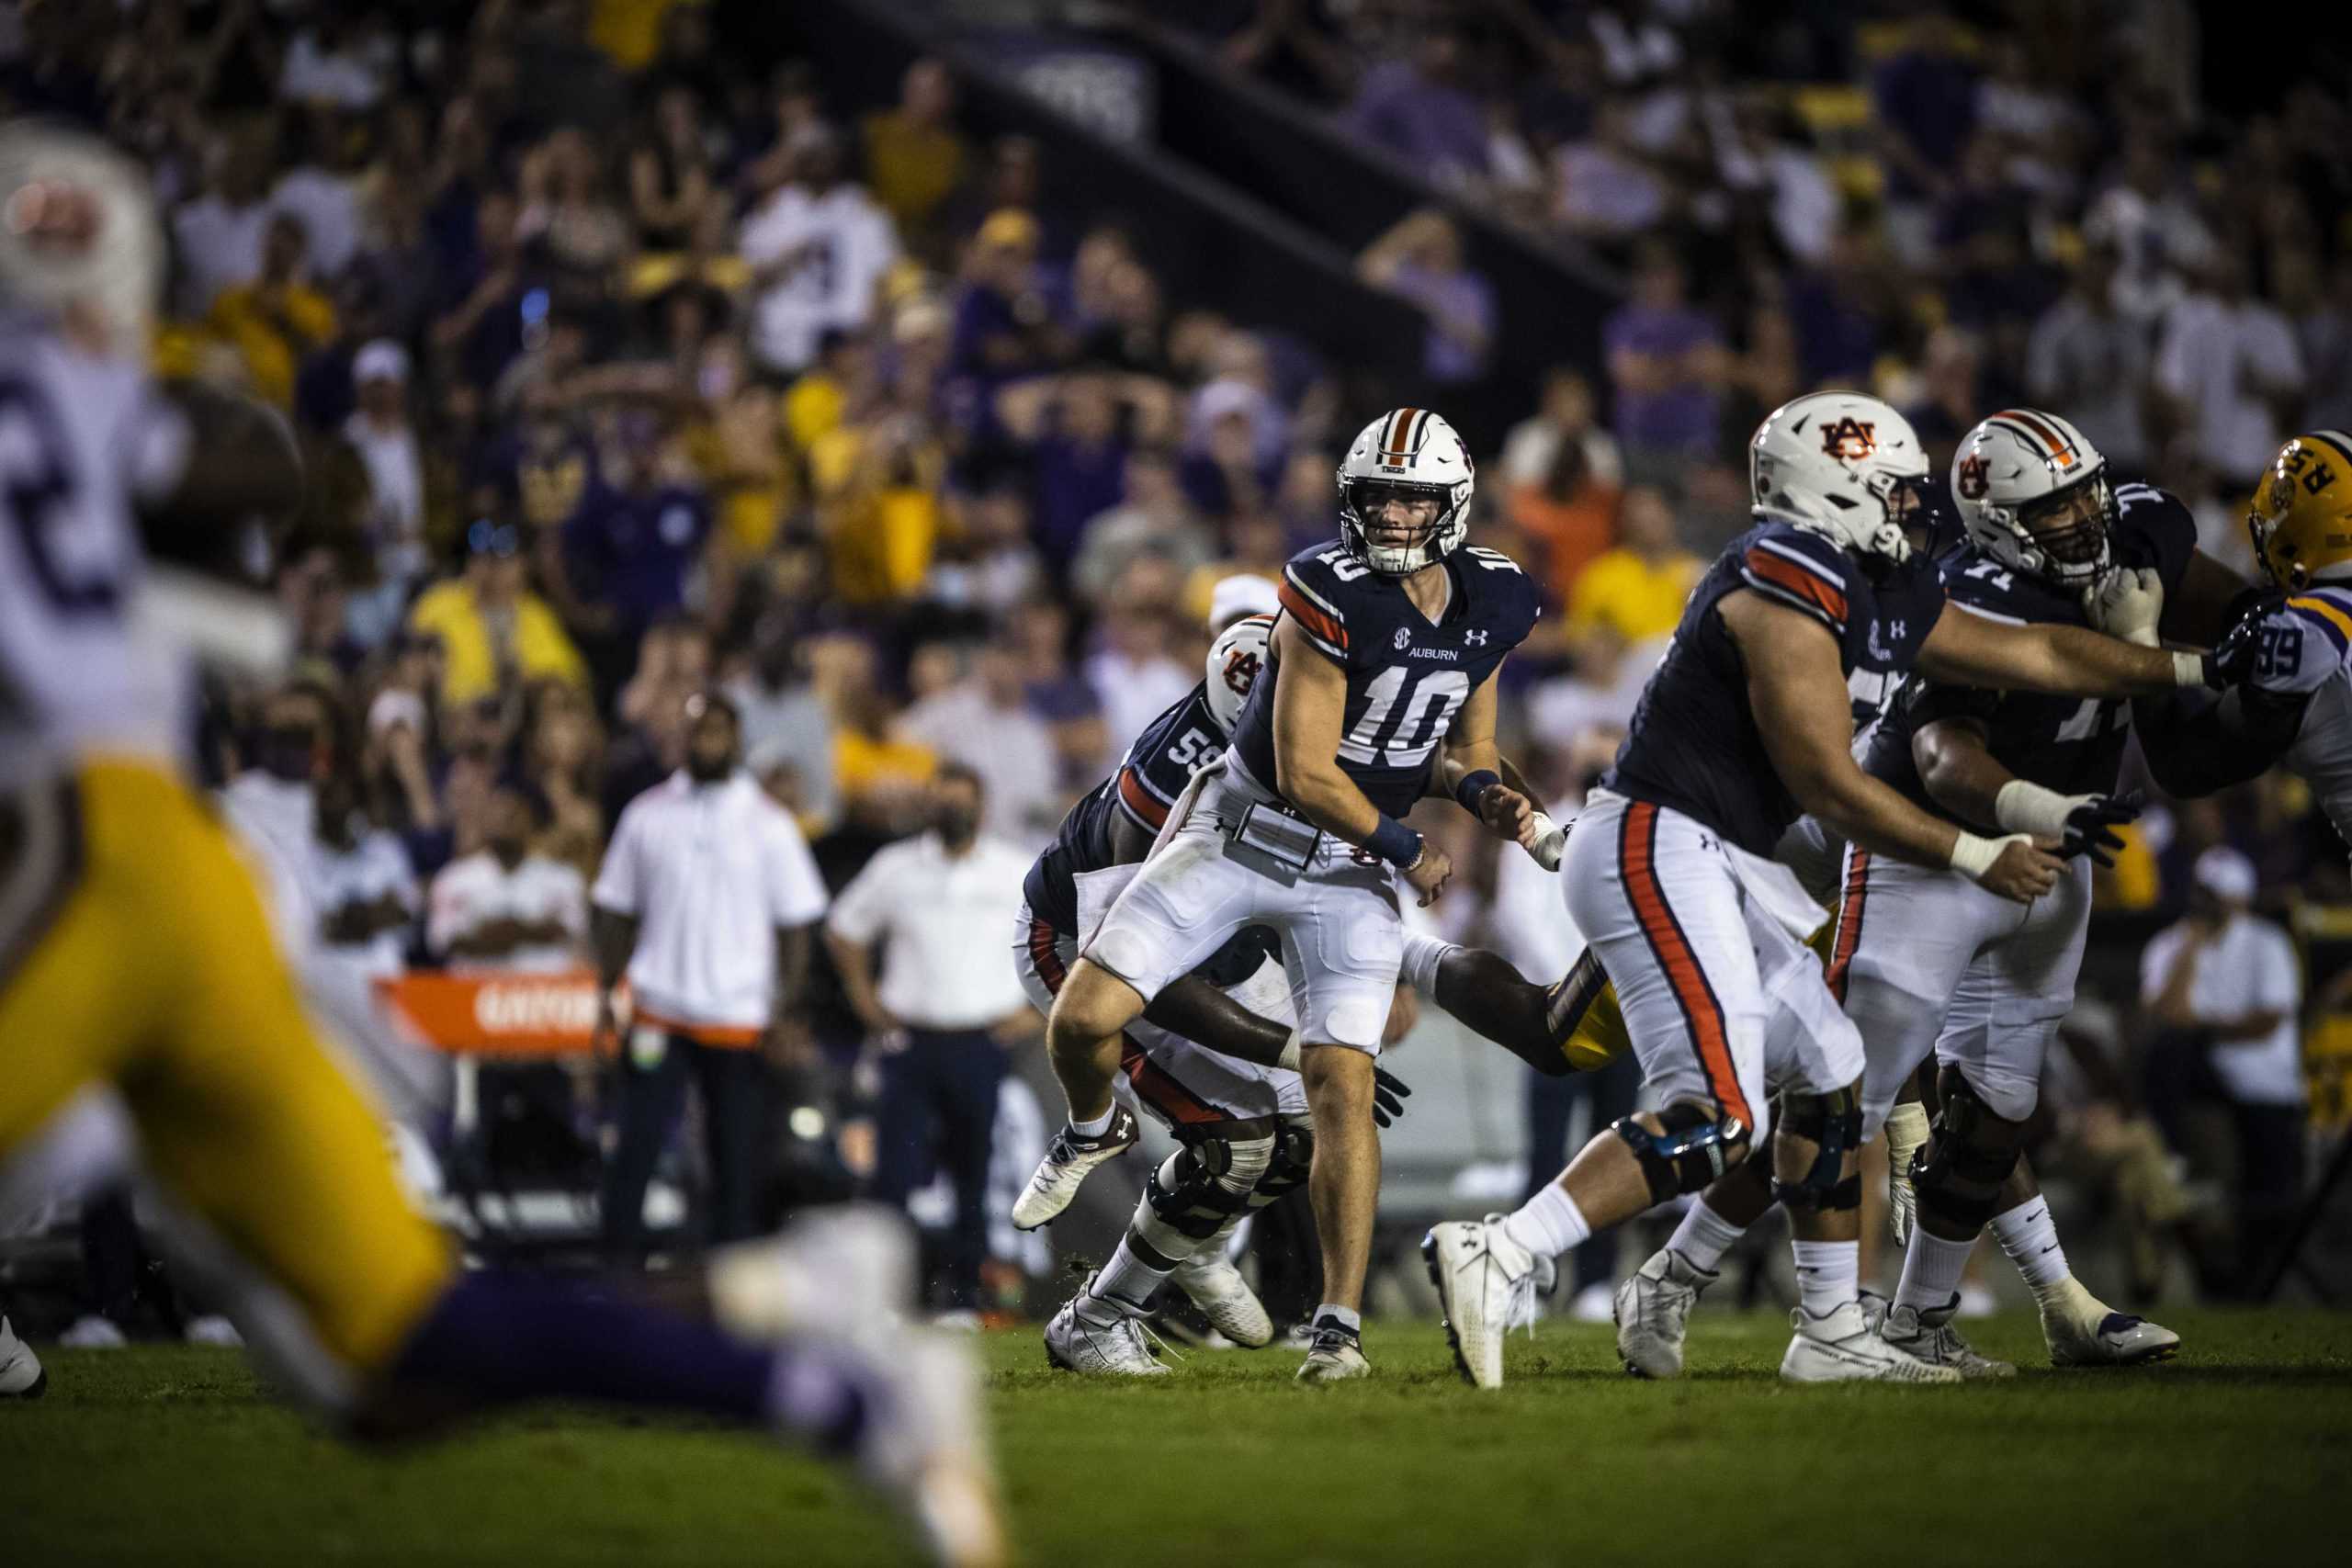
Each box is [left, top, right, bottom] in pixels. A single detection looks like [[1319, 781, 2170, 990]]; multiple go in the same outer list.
[[1204, 615, 1273, 733], [1738, 527, 1851, 633], [2274, 589, 2352, 691], [1280, 547, 1366, 660]]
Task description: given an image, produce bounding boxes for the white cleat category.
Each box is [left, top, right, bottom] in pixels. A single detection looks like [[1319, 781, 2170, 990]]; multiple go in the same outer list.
[[1044, 1292, 1170, 1377], [0, 1315, 45, 1398], [1879, 1294, 2017, 1379], [1011, 1109, 1141, 1231], [184, 1314, 243, 1348], [854, 1329, 1011, 1568], [1423, 1216, 1541, 1390], [2046, 1305, 2181, 1368], [1170, 1253, 1272, 1348], [59, 1314, 127, 1349], [1295, 1314, 1369, 1382], [1781, 1301, 1962, 1383], [1614, 1247, 1716, 1380], [710, 1203, 916, 1348]]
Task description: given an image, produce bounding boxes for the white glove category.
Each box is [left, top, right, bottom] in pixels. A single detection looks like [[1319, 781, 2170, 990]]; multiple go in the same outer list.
[[1883, 1099, 1931, 1247], [2084, 566, 2165, 647], [1526, 811, 1569, 872]]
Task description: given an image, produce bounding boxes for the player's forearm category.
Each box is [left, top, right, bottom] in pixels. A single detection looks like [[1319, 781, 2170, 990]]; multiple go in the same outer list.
[[1791, 757, 1965, 873], [2007, 625, 2192, 698], [1275, 755, 1382, 845], [1142, 976, 1291, 1066], [591, 908, 639, 990]]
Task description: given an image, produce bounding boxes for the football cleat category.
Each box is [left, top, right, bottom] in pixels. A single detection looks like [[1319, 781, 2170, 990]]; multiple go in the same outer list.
[[1294, 1314, 1369, 1382], [710, 1203, 916, 1348], [1170, 1252, 1273, 1348], [0, 1315, 45, 1398], [59, 1314, 128, 1349], [851, 1329, 1011, 1568], [1422, 1215, 1542, 1390], [1614, 1247, 1717, 1380], [1044, 1291, 1170, 1378], [1011, 1109, 1140, 1231], [1781, 1301, 1962, 1383], [1878, 1294, 2017, 1379], [2047, 1306, 2180, 1368]]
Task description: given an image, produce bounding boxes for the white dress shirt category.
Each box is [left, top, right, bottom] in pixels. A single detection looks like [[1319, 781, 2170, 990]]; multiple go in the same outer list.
[[828, 831, 1033, 1030], [738, 184, 899, 374], [593, 770, 829, 1038], [428, 852, 589, 974], [314, 829, 420, 976], [2140, 913, 2305, 1106]]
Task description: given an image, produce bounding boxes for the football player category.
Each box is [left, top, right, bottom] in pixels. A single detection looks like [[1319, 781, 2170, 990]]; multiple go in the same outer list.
[[1021, 408, 1544, 1381], [1019, 579, 1584, 1375], [1425, 391, 2250, 1388], [1618, 410, 2210, 1380], [0, 126, 1000, 1566]]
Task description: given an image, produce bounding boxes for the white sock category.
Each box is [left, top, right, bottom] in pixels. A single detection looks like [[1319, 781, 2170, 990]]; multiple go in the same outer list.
[[1069, 1107, 1114, 1138], [1667, 1197, 1744, 1274], [1397, 931, 1457, 997], [1990, 1197, 2069, 1292], [1790, 1239, 1859, 1319], [1313, 1303, 1362, 1334], [1501, 1182, 1591, 1259], [1083, 1235, 1170, 1323], [1894, 1228, 1977, 1314]]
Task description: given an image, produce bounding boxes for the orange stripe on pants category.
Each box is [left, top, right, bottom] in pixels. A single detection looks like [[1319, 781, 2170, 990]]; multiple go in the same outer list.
[[1618, 801, 1752, 1124], [1825, 849, 1871, 1003]]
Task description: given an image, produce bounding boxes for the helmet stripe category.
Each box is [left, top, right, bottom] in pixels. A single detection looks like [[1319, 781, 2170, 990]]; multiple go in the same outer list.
[[1996, 409, 2077, 467], [1384, 407, 1420, 462], [2306, 430, 2352, 470]]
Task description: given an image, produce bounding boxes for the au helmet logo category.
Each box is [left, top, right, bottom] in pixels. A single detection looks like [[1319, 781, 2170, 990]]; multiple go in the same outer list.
[[1956, 454, 1989, 500], [1820, 417, 1878, 460]]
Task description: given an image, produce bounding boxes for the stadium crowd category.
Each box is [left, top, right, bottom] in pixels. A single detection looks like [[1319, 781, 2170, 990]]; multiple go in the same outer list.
[[3, 0, 2343, 1318]]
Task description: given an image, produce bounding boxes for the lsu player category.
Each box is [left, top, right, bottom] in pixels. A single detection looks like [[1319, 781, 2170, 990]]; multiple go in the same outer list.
[[1019, 577, 1583, 1374], [1426, 392, 2251, 1389], [1025, 409, 1544, 1381], [1617, 411, 2207, 1380], [0, 127, 1001, 1566]]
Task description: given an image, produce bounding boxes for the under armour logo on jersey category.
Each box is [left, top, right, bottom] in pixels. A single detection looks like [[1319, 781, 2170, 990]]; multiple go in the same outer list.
[[1820, 417, 1877, 460], [1395, 627, 1411, 650], [1465, 629, 1488, 647]]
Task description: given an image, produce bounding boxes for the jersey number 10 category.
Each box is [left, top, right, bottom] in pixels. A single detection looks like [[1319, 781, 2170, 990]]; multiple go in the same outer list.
[[1337, 667, 1470, 769]]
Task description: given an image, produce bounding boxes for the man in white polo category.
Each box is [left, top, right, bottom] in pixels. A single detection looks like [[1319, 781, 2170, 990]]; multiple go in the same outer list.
[[592, 691, 830, 1258], [826, 763, 1036, 1315]]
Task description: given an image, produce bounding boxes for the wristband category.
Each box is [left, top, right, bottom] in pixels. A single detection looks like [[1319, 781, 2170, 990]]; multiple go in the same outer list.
[[1992, 779, 2077, 840], [1277, 1029, 1303, 1072], [1453, 769, 1502, 814], [1949, 830, 2029, 880], [1527, 810, 1568, 872], [1365, 814, 1423, 868], [2173, 650, 2208, 689]]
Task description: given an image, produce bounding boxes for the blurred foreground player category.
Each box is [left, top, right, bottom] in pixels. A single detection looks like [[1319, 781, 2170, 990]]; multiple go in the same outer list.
[[0, 125, 1001, 1566]]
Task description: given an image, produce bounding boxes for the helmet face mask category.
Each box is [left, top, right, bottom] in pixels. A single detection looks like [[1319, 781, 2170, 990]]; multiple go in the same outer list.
[[1951, 410, 2113, 590], [1337, 409, 1474, 575]]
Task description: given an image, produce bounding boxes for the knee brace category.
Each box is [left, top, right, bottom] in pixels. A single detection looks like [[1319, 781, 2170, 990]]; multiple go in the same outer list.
[[1248, 1118, 1314, 1209], [1614, 1104, 1751, 1205], [1771, 1086, 1863, 1212], [1912, 1070, 2023, 1232], [1139, 1120, 1277, 1250]]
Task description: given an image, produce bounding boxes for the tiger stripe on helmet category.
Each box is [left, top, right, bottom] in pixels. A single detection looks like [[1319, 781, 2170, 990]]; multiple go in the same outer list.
[[2307, 430, 2352, 470], [1990, 409, 2083, 471], [1381, 407, 1426, 465]]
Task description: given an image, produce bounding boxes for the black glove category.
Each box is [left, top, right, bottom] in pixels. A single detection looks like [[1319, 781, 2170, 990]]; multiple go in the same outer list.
[[1372, 1065, 1413, 1128], [2200, 598, 2278, 690], [2061, 789, 2142, 868]]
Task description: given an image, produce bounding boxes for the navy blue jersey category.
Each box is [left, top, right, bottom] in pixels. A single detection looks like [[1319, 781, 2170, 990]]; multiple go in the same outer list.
[[1607, 520, 1951, 855], [1023, 680, 1226, 936], [1862, 480, 2199, 821], [1228, 541, 1542, 818]]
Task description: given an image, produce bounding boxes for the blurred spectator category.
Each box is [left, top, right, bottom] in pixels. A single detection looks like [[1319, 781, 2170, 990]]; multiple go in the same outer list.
[[628, 85, 717, 253], [2284, 250, 2352, 435], [999, 366, 1177, 576], [928, 481, 1046, 616], [898, 636, 1062, 850], [173, 129, 274, 312], [1554, 97, 1668, 241], [1785, 223, 1891, 390], [2028, 244, 2154, 470], [831, 642, 940, 832], [826, 765, 1037, 1314], [408, 522, 589, 707], [1343, 22, 1489, 190], [2083, 134, 2218, 328], [311, 771, 421, 977], [209, 211, 335, 409], [2140, 849, 2306, 1297], [278, 10, 390, 113], [1506, 421, 1622, 611], [1086, 560, 1193, 756], [2155, 250, 2306, 487], [1500, 368, 1623, 492], [1073, 448, 1213, 608], [1565, 486, 1700, 648], [1356, 209, 1496, 384], [861, 58, 969, 261], [272, 107, 368, 282], [1604, 243, 1723, 480], [518, 127, 632, 310], [344, 340, 427, 624], [950, 208, 1069, 386], [741, 125, 900, 377], [727, 609, 840, 832], [562, 412, 713, 649], [1870, 12, 1979, 263], [425, 776, 590, 973]]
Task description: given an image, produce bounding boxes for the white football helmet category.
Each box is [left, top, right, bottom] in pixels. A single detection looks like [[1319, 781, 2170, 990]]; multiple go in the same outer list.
[[1951, 409, 2113, 589], [0, 123, 162, 358], [1338, 407, 1475, 575], [1203, 610, 1274, 733], [1749, 391, 1930, 562]]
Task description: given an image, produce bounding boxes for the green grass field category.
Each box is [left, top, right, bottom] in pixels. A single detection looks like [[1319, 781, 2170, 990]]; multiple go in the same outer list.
[[6, 1310, 2349, 1566]]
